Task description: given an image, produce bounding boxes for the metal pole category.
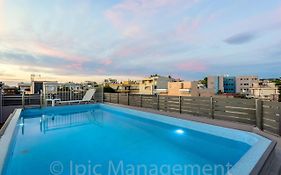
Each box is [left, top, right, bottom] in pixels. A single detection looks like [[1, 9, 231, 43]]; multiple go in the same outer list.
[[127, 93, 129, 105], [21, 91, 25, 109], [210, 97, 214, 119], [279, 105, 281, 136], [101, 85, 104, 103], [40, 90, 43, 108], [140, 94, 142, 107], [0, 85, 3, 123], [179, 96, 182, 113], [157, 95, 160, 110]]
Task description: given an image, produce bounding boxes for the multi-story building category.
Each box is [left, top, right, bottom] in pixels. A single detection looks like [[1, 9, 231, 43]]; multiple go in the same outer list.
[[31, 81, 45, 94], [223, 76, 236, 93], [81, 81, 98, 90], [191, 81, 215, 97], [103, 78, 119, 85], [208, 75, 257, 95], [139, 75, 174, 95], [3, 86, 19, 95], [236, 76, 258, 96], [250, 81, 279, 101], [168, 81, 192, 96], [60, 82, 82, 91], [43, 82, 59, 95], [18, 82, 31, 94], [108, 80, 139, 94], [167, 81, 215, 97], [207, 76, 224, 94], [119, 80, 139, 94], [208, 76, 223, 94]]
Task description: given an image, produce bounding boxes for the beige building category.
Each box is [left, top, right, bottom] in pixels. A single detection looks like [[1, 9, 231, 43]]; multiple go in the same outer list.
[[168, 81, 192, 96], [18, 82, 32, 94], [236, 76, 258, 96], [191, 81, 215, 97], [108, 80, 139, 94], [139, 75, 174, 95], [207, 76, 224, 94], [250, 81, 279, 101], [168, 81, 215, 97]]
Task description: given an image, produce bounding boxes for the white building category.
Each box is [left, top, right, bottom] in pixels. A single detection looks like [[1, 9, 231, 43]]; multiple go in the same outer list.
[[236, 76, 258, 96], [139, 75, 174, 95], [18, 82, 31, 94], [250, 81, 279, 101], [43, 82, 59, 95]]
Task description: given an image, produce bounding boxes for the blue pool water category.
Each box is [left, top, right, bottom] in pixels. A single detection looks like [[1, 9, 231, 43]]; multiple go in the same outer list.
[[1, 104, 270, 175]]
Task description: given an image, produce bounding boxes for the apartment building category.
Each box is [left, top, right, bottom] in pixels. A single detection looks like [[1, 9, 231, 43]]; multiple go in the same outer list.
[[223, 76, 236, 93], [208, 76, 235, 94], [103, 78, 118, 85], [236, 76, 258, 96], [108, 80, 139, 94], [139, 75, 174, 95], [250, 81, 279, 101], [168, 81, 192, 96], [43, 82, 59, 95], [18, 82, 31, 94], [207, 76, 224, 94], [168, 81, 215, 97]]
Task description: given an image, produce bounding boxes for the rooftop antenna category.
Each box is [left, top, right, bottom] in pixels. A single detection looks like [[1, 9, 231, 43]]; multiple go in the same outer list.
[[31, 74, 42, 82]]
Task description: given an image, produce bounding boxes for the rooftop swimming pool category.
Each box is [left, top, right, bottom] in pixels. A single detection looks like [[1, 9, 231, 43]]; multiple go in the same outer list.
[[0, 104, 272, 175]]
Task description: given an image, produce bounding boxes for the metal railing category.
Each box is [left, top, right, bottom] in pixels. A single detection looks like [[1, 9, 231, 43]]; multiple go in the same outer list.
[[104, 93, 281, 136], [0, 89, 2, 124]]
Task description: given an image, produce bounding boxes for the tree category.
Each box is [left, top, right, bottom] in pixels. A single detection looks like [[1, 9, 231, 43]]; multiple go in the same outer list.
[[200, 77, 208, 87], [103, 86, 116, 93]]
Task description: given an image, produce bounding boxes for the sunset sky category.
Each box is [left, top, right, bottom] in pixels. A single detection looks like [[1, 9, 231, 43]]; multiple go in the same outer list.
[[0, 0, 281, 85]]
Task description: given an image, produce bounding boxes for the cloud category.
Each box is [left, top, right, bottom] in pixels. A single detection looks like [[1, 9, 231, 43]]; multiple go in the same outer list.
[[224, 32, 257, 45], [104, 0, 198, 37], [100, 59, 113, 65], [0, 0, 6, 34], [176, 60, 207, 72]]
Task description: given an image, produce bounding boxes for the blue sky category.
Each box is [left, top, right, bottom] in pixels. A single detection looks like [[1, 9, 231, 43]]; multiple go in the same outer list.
[[0, 0, 280, 84]]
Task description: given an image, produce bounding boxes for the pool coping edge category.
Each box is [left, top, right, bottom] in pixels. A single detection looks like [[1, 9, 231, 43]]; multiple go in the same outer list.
[[0, 109, 21, 175]]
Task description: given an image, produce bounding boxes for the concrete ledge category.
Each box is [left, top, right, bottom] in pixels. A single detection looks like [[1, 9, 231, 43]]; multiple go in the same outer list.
[[0, 108, 22, 175]]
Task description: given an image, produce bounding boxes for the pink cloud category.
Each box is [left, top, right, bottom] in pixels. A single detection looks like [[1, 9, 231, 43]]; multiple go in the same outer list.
[[105, 0, 198, 37], [101, 59, 113, 65], [64, 63, 83, 70], [0, 0, 6, 34], [33, 42, 90, 62], [109, 0, 197, 14], [176, 60, 207, 72], [113, 44, 147, 58]]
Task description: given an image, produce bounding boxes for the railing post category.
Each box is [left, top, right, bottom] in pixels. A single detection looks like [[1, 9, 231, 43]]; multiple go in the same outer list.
[[179, 96, 182, 113], [210, 97, 214, 119], [70, 90, 72, 101], [101, 86, 104, 103], [40, 90, 43, 108], [140, 94, 142, 107], [157, 95, 160, 110], [255, 99, 263, 130], [127, 93, 129, 105], [109, 93, 112, 103], [0, 86, 2, 124], [117, 93, 119, 104], [21, 92, 25, 109], [278, 104, 281, 136]]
